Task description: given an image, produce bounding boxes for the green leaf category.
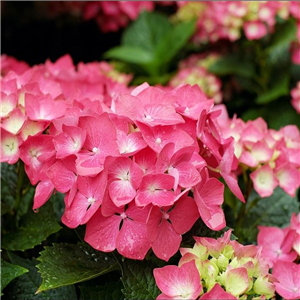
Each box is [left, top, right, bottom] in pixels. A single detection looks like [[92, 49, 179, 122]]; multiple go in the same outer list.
[[2, 201, 62, 251], [122, 11, 172, 53], [266, 18, 297, 63], [239, 187, 300, 244], [80, 281, 124, 300], [208, 54, 256, 78], [6, 253, 77, 300], [154, 20, 196, 66], [36, 243, 118, 293], [1, 259, 28, 294], [121, 259, 160, 300], [255, 73, 289, 104], [242, 100, 300, 130], [104, 46, 154, 65]]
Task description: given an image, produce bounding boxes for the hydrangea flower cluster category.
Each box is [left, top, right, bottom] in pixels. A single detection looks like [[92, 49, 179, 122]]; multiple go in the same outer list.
[[1, 55, 246, 261], [257, 212, 300, 300], [173, 1, 300, 44], [215, 104, 300, 198], [1, 55, 30, 76], [291, 82, 300, 114], [154, 229, 276, 299], [169, 53, 223, 104], [40, 1, 161, 32]]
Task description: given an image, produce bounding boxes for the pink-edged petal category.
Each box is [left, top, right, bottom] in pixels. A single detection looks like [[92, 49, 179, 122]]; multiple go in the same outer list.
[[244, 21, 267, 40], [200, 283, 237, 299], [117, 219, 150, 260], [1, 108, 26, 135], [1, 129, 21, 164], [84, 209, 120, 252], [251, 141, 274, 163], [276, 164, 300, 197], [33, 180, 54, 210], [20, 120, 48, 141], [169, 195, 199, 235], [153, 260, 202, 299], [225, 267, 250, 297], [250, 165, 278, 198], [152, 220, 182, 261]]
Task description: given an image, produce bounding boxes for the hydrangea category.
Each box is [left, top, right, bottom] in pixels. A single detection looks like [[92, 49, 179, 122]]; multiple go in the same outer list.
[[169, 53, 223, 104], [154, 229, 276, 299], [257, 212, 300, 299], [173, 1, 300, 44], [1, 55, 247, 261], [215, 104, 300, 198]]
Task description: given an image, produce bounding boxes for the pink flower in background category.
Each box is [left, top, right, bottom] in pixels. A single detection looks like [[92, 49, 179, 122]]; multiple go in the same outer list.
[[243, 21, 267, 40], [291, 82, 300, 113], [154, 260, 202, 300]]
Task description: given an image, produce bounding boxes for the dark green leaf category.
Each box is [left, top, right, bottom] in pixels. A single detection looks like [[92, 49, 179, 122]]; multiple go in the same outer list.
[[242, 101, 300, 130], [36, 243, 118, 293], [255, 75, 289, 104], [239, 187, 300, 243], [16, 186, 35, 221], [1, 259, 28, 294], [80, 282, 123, 300], [208, 54, 256, 78], [2, 201, 62, 251], [121, 259, 160, 300], [104, 46, 154, 65], [6, 253, 77, 300], [266, 18, 297, 63], [122, 11, 172, 53], [154, 20, 196, 66]]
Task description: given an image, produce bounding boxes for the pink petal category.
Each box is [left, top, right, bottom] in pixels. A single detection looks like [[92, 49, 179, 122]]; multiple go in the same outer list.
[[200, 283, 237, 299], [273, 261, 300, 300], [153, 260, 202, 299], [152, 219, 182, 261], [250, 165, 278, 198], [84, 209, 120, 252], [33, 180, 54, 210], [117, 219, 150, 260], [135, 173, 175, 207], [53, 125, 86, 159], [109, 180, 136, 207], [169, 195, 199, 235], [47, 161, 76, 193]]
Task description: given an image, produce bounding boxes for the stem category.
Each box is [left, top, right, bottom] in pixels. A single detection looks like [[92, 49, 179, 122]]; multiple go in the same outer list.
[[14, 161, 25, 211]]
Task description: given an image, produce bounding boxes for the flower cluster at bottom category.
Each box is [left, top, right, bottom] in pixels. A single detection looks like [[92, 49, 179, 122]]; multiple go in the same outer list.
[[257, 212, 300, 300], [154, 230, 276, 300]]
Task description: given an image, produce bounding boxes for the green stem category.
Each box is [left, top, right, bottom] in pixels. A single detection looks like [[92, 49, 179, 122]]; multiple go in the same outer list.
[[14, 161, 25, 211]]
